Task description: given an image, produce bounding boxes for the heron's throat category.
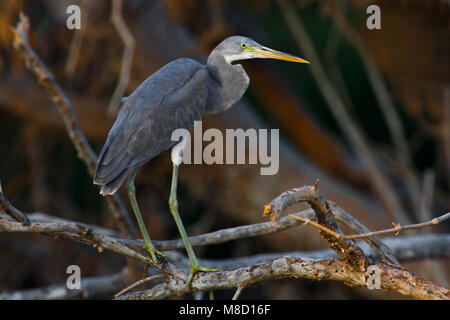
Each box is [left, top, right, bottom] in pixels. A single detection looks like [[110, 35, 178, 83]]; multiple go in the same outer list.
[[204, 54, 250, 114]]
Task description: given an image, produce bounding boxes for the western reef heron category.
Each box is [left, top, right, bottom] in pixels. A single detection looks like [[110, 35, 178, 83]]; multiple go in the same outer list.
[[93, 36, 309, 285]]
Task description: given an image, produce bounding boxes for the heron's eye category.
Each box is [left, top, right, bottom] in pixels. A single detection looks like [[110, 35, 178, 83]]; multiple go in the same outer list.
[[241, 43, 247, 49]]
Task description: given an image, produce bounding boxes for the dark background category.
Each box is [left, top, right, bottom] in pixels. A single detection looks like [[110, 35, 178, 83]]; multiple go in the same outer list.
[[0, 0, 449, 299]]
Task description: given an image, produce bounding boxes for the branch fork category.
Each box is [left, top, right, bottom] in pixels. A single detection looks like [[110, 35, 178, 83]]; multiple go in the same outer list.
[[5, 13, 449, 300]]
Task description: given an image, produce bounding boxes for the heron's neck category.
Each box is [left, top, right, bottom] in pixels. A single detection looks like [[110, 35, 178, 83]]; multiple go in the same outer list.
[[204, 53, 249, 114]]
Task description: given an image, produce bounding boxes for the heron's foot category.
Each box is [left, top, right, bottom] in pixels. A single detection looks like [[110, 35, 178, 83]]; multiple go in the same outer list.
[[187, 263, 220, 288], [144, 243, 166, 264]]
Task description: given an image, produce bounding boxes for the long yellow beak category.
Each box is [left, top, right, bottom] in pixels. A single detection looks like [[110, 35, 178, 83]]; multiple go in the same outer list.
[[251, 47, 309, 64]]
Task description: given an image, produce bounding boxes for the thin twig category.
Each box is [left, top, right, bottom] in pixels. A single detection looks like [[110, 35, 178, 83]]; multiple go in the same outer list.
[[114, 274, 165, 298], [329, 203, 400, 266], [290, 212, 450, 241], [332, 1, 411, 167], [0, 192, 30, 225], [323, 1, 355, 111], [232, 286, 245, 300], [418, 169, 449, 287], [11, 13, 135, 237], [345, 212, 450, 240], [443, 87, 450, 188], [11, 13, 97, 172], [65, 0, 91, 75], [108, 0, 135, 117], [419, 169, 435, 221], [276, 0, 409, 224], [288, 214, 341, 238]]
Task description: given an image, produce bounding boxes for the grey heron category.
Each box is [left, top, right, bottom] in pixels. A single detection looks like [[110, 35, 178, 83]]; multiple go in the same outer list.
[[93, 36, 309, 285]]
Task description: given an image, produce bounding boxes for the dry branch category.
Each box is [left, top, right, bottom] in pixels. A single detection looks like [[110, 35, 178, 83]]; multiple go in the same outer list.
[[290, 212, 450, 240], [0, 192, 30, 225], [444, 88, 450, 189], [265, 182, 369, 270], [116, 256, 449, 300], [2, 187, 449, 300], [328, 203, 400, 266], [201, 234, 450, 270], [0, 212, 158, 268], [266, 182, 448, 265], [331, 2, 411, 167], [5, 11, 450, 301], [276, 0, 409, 224], [0, 209, 315, 251], [65, 0, 91, 76], [108, 0, 135, 116], [11, 13, 135, 238], [232, 285, 245, 300], [2, 211, 450, 263], [114, 274, 165, 298], [1, 231, 449, 300]]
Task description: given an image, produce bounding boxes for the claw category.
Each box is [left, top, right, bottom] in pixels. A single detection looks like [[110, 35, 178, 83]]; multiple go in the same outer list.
[[144, 244, 166, 264], [187, 263, 220, 288]]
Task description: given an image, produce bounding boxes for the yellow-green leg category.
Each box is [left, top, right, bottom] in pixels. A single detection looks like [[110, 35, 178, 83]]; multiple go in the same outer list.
[[168, 164, 219, 287], [126, 168, 165, 264]]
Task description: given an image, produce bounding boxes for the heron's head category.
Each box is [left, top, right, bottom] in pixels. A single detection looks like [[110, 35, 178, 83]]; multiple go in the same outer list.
[[213, 36, 309, 64]]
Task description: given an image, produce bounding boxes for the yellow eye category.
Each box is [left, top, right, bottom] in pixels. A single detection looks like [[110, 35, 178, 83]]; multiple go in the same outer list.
[[241, 43, 247, 49]]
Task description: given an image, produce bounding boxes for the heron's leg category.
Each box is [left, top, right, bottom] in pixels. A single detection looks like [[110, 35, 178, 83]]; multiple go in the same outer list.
[[126, 168, 166, 264], [168, 163, 219, 287]]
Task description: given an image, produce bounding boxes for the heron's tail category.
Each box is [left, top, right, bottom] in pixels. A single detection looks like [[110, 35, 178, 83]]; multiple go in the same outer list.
[[98, 168, 130, 196]]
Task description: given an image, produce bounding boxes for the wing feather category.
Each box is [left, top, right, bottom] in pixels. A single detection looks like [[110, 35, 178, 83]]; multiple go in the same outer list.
[[94, 59, 208, 185]]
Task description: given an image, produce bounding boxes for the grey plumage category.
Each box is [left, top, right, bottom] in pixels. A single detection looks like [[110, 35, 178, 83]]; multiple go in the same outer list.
[[94, 36, 308, 195], [92, 36, 309, 279], [94, 58, 209, 194]]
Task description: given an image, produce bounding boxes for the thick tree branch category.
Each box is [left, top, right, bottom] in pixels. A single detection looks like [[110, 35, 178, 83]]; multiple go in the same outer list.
[[6, 13, 449, 300], [266, 182, 402, 265], [0, 208, 317, 251], [2, 211, 450, 264], [265, 182, 368, 271], [116, 256, 449, 300], [201, 234, 450, 270], [3, 207, 450, 261], [2, 233, 449, 300], [158, 209, 315, 250], [2, 209, 450, 300], [329, 203, 400, 266]]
